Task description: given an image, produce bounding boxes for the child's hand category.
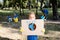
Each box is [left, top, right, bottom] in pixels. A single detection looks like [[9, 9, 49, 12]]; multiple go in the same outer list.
[[19, 27, 24, 32], [41, 28, 45, 33]]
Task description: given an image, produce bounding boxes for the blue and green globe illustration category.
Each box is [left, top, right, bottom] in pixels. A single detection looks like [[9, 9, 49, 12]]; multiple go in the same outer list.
[[29, 23, 36, 31]]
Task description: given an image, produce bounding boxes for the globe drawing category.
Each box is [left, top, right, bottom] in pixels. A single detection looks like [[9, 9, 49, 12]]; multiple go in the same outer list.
[[29, 23, 36, 31]]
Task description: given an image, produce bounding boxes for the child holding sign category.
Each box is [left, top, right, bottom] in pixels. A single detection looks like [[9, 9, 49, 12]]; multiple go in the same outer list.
[[20, 12, 45, 40], [27, 12, 38, 40]]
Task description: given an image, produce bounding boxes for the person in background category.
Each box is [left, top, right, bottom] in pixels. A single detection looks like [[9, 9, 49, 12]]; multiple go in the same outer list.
[[40, 11, 45, 20], [7, 16, 12, 22], [42, 9, 48, 20], [40, 15, 45, 20], [13, 13, 18, 23]]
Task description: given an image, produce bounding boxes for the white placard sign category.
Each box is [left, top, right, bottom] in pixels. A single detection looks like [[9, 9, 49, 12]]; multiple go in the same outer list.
[[21, 19, 44, 35]]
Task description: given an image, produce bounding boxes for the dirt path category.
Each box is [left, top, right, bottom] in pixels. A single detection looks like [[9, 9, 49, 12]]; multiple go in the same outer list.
[[0, 20, 60, 40], [0, 26, 21, 40]]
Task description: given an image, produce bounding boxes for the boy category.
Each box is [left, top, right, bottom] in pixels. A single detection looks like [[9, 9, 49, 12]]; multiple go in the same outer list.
[[28, 12, 36, 20], [27, 12, 38, 40], [20, 12, 45, 40]]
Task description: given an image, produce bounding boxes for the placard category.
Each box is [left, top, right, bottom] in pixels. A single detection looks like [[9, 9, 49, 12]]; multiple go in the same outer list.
[[21, 19, 44, 35]]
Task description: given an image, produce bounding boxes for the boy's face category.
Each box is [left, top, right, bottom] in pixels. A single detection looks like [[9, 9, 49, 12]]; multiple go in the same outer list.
[[29, 13, 36, 20]]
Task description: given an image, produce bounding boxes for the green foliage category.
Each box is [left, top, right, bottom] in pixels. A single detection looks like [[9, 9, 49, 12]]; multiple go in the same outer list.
[[5, 0, 9, 7], [23, 1, 28, 8]]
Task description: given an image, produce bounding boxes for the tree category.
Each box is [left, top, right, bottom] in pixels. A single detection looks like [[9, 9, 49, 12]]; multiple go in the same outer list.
[[3, 0, 6, 8], [6, 0, 9, 8], [50, 0, 58, 20], [40, 0, 44, 10]]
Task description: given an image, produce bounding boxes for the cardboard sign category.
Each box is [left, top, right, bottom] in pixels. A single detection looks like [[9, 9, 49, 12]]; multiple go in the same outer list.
[[21, 19, 44, 35]]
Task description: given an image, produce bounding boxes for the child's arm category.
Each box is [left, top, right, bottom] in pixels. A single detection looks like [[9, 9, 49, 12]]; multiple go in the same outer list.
[[19, 27, 25, 40]]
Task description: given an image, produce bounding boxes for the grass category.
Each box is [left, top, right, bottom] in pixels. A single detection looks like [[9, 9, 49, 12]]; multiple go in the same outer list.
[[0, 8, 60, 21], [0, 8, 60, 16]]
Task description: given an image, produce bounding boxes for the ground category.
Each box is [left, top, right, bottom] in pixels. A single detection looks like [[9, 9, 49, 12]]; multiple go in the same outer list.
[[0, 20, 60, 40]]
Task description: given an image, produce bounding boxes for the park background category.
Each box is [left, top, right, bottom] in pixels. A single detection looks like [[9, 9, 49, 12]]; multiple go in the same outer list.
[[0, 0, 60, 40]]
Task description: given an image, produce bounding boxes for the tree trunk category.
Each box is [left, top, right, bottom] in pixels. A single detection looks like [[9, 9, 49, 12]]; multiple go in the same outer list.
[[50, 0, 58, 20], [3, 0, 6, 8], [40, 0, 44, 10]]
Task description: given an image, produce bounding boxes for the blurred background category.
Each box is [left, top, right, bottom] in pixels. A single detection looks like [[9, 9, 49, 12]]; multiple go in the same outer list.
[[0, 0, 60, 21], [0, 0, 60, 40]]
